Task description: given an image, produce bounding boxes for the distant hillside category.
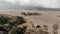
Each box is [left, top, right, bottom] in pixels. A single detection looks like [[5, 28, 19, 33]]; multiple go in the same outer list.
[[23, 6, 60, 11]]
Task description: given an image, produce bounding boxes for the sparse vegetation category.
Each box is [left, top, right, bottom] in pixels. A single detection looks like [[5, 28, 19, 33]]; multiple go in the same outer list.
[[57, 15, 60, 17], [0, 16, 9, 24], [8, 16, 26, 26], [21, 12, 42, 16], [43, 25, 48, 31], [0, 14, 58, 34], [0, 14, 27, 34], [9, 26, 27, 34], [36, 25, 41, 28]]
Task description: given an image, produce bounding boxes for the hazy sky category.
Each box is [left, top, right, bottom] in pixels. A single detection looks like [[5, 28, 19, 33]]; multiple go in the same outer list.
[[0, 0, 59, 10]]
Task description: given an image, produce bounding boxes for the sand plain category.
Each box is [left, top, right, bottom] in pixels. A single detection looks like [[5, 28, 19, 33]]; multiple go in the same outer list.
[[0, 10, 60, 34]]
